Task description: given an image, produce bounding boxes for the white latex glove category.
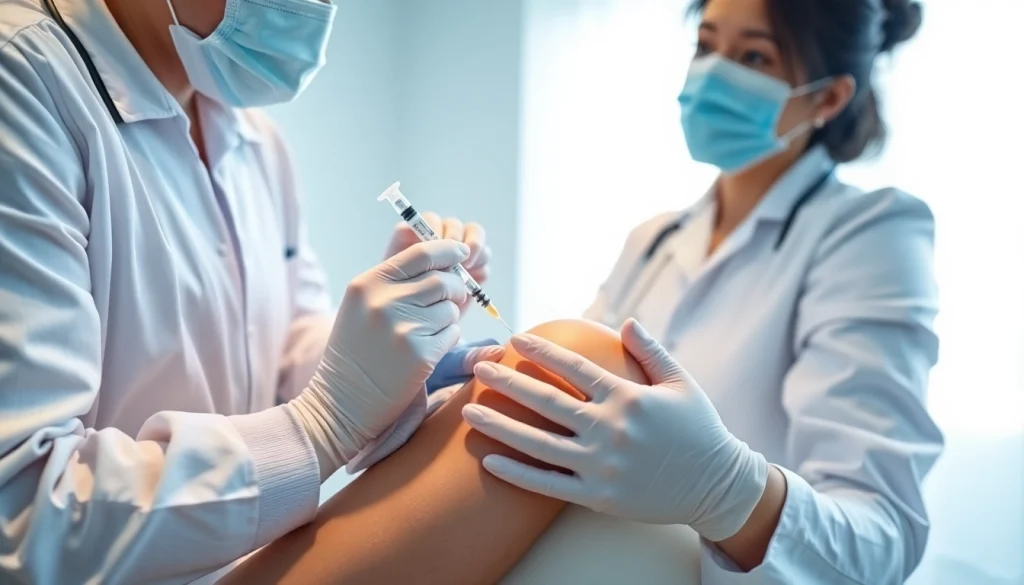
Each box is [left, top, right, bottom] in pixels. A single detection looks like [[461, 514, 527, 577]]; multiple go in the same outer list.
[[461, 319, 769, 542], [384, 213, 491, 287], [345, 342, 505, 473], [288, 239, 471, 481]]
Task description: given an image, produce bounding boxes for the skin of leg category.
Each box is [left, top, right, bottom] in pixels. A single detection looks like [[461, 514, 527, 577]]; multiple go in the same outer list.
[[219, 319, 648, 585]]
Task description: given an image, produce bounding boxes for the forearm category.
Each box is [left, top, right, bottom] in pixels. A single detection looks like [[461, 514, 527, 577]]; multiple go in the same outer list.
[[713, 464, 787, 570], [701, 467, 920, 584], [221, 319, 648, 585]]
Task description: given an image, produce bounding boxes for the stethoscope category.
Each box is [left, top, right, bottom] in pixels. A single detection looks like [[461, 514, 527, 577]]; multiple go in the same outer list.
[[642, 169, 834, 262], [605, 168, 835, 327], [43, 0, 123, 124], [41, 0, 299, 260]]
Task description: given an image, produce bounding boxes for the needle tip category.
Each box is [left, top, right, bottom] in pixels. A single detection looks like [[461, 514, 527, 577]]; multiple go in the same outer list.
[[498, 316, 513, 334]]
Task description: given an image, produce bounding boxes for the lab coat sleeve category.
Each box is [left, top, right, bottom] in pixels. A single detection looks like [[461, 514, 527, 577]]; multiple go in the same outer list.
[[0, 29, 319, 584], [700, 190, 944, 585]]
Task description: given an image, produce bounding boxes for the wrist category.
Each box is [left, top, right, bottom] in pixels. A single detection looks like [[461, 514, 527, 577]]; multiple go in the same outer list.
[[714, 464, 787, 571], [288, 386, 366, 482], [689, 439, 769, 542]]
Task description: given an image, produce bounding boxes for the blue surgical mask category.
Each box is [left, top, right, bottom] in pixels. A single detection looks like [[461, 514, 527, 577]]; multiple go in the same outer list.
[[167, 0, 336, 108], [678, 55, 830, 174]]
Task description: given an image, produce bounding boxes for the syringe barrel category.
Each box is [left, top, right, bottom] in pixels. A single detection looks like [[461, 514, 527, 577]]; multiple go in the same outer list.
[[452, 264, 481, 293], [378, 182, 491, 308], [452, 264, 490, 307]]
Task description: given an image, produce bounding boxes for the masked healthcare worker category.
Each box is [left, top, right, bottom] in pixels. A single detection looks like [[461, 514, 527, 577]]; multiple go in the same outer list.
[[0, 0, 505, 582], [463, 0, 943, 583]]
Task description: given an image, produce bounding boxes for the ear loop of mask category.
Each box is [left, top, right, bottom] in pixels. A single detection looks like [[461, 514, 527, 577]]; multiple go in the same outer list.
[[778, 77, 833, 144], [165, 0, 181, 25], [718, 75, 833, 175]]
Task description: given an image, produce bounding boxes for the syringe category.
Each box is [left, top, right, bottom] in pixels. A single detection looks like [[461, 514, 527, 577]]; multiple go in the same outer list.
[[378, 182, 513, 334]]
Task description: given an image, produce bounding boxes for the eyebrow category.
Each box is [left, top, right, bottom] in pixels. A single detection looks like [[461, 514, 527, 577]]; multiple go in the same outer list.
[[699, 21, 776, 42]]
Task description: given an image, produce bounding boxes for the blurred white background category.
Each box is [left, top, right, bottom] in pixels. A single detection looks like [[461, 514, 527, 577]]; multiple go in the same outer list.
[[274, 1, 1023, 582]]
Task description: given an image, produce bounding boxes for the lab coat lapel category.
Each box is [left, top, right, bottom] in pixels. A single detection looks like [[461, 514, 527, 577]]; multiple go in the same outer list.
[[687, 217, 757, 282], [657, 220, 757, 350], [631, 199, 726, 348], [673, 146, 836, 316], [629, 198, 712, 341], [631, 253, 691, 343]]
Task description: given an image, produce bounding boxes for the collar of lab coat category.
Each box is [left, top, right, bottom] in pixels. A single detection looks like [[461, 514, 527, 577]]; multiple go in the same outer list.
[[681, 144, 835, 228], [54, 0, 263, 145], [750, 144, 836, 222], [663, 144, 836, 271], [55, 0, 176, 123]]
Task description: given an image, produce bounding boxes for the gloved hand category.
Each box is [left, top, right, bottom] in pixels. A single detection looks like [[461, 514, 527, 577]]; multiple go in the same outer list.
[[461, 319, 769, 542], [383, 213, 491, 293], [345, 339, 505, 473], [287, 239, 471, 482], [427, 338, 503, 394]]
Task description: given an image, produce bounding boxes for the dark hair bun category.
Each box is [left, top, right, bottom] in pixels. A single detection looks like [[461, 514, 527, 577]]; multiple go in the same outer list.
[[881, 0, 923, 52]]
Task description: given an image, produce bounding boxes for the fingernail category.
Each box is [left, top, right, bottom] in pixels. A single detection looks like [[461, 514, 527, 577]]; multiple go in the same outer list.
[[629, 318, 653, 341], [510, 333, 537, 348], [474, 362, 498, 377], [482, 455, 506, 472], [457, 243, 471, 256], [463, 404, 486, 424]]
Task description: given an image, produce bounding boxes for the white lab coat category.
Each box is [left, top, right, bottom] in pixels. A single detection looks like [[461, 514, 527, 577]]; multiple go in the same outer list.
[[0, 0, 333, 582], [583, 145, 944, 584]]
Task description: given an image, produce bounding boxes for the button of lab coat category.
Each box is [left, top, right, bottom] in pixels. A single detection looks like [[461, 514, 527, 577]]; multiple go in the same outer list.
[[217, 242, 230, 257]]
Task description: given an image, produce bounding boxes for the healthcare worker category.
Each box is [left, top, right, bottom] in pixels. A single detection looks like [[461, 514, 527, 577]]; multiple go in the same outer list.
[[0, 0, 503, 583], [463, 0, 943, 583]]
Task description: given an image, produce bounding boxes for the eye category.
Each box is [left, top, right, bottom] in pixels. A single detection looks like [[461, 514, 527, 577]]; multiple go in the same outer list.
[[740, 50, 772, 68], [694, 41, 712, 57]]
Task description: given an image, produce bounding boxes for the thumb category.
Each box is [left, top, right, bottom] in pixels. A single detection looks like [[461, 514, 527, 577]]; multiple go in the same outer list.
[[620, 318, 689, 386], [381, 239, 470, 280]]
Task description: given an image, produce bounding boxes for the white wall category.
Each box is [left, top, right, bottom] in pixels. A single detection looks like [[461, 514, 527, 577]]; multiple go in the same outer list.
[[395, 0, 524, 337], [270, 0, 523, 341], [518, 0, 716, 328], [270, 1, 402, 301]]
